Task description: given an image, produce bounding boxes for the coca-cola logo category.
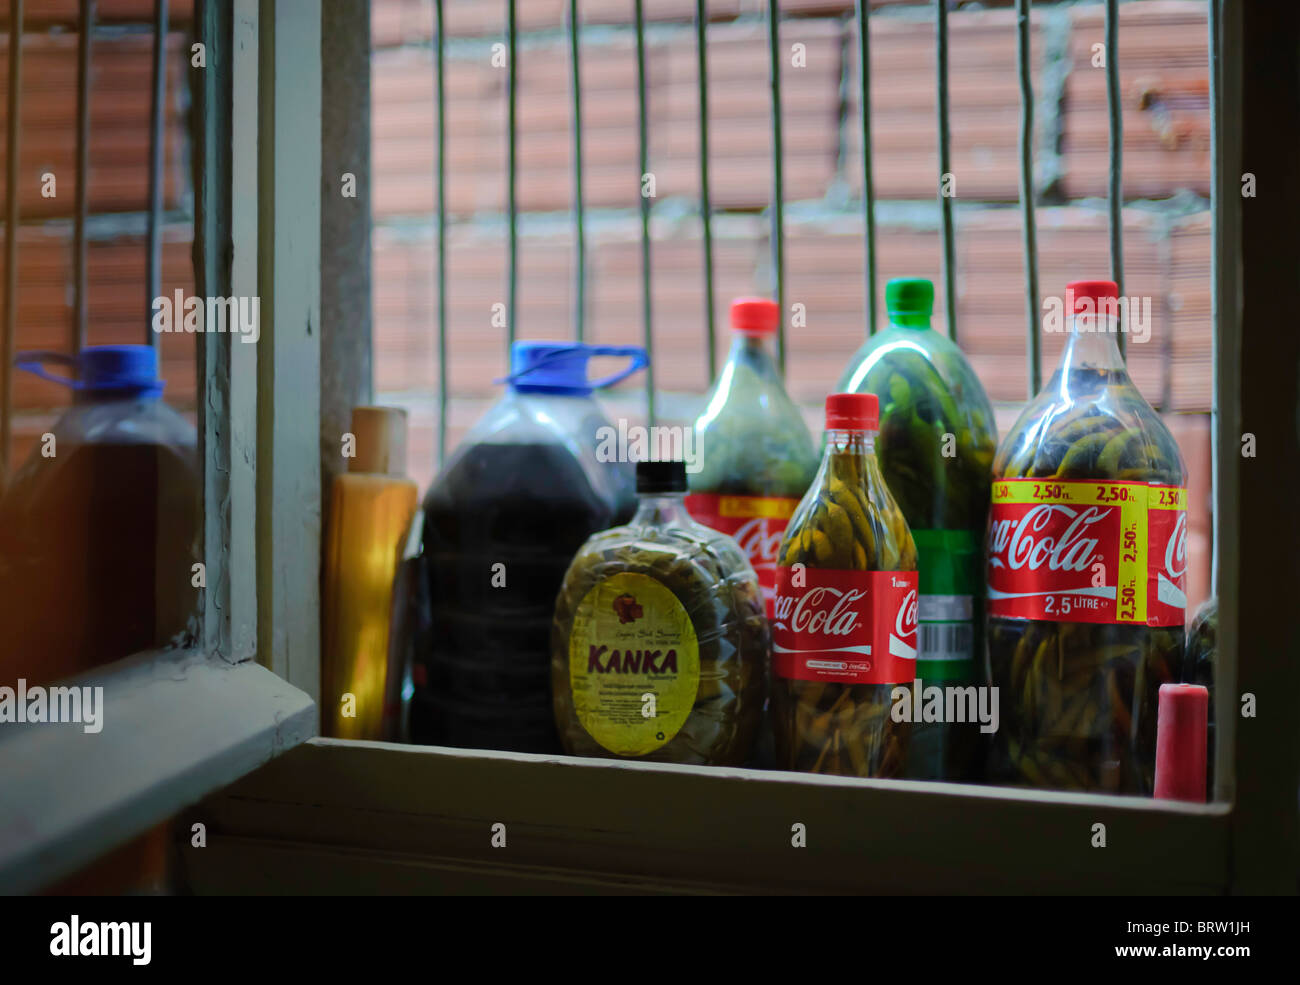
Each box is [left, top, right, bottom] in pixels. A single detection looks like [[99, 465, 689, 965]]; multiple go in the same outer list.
[[895, 588, 918, 637], [1165, 511, 1187, 580], [773, 586, 866, 636], [731, 517, 783, 567], [988, 504, 1109, 573]]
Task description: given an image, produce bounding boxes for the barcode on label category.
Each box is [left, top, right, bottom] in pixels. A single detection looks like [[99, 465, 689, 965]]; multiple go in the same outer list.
[[919, 622, 973, 661]]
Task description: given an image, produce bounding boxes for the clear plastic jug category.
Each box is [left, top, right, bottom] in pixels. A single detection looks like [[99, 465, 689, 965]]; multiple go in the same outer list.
[[0, 346, 200, 685], [413, 342, 648, 753]]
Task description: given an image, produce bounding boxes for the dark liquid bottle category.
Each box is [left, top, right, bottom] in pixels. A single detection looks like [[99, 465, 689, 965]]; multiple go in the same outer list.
[[409, 342, 645, 753], [415, 442, 630, 751], [0, 346, 199, 685]]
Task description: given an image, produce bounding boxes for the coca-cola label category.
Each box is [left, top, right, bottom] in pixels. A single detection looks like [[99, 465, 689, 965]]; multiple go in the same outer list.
[[986, 479, 1187, 627], [685, 493, 800, 618], [771, 567, 919, 684]]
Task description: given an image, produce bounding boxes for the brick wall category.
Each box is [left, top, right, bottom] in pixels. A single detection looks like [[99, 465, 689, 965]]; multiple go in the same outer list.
[[371, 0, 1215, 611], [0, 2, 195, 466]]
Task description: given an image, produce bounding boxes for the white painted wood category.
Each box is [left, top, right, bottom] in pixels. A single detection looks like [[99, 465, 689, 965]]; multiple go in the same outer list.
[[0, 652, 315, 894], [256, 0, 322, 714], [229, 0, 260, 660], [187, 738, 1231, 895]]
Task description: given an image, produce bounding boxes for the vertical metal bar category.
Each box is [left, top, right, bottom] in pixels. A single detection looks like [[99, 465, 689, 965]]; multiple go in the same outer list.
[[1, 0, 23, 483], [854, 0, 877, 337], [146, 0, 168, 347], [73, 0, 93, 354], [695, 0, 716, 378], [1105, 0, 1125, 359], [1015, 0, 1040, 396], [567, 0, 585, 343], [1206, 0, 1220, 598], [634, 0, 654, 424], [435, 0, 448, 463], [935, 0, 957, 341], [767, 0, 786, 372], [506, 0, 517, 349]]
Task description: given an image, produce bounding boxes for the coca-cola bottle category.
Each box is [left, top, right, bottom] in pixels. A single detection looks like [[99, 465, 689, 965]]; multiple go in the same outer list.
[[986, 280, 1188, 794], [771, 393, 919, 778], [687, 298, 818, 619]]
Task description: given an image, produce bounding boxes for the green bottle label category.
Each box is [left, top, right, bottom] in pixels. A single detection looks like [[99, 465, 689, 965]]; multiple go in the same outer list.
[[911, 528, 981, 682]]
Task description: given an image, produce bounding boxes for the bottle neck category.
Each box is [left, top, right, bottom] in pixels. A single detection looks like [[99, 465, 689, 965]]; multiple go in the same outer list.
[[887, 311, 931, 330], [631, 491, 693, 527], [1060, 313, 1126, 372], [727, 332, 782, 382], [822, 429, 876, 456]]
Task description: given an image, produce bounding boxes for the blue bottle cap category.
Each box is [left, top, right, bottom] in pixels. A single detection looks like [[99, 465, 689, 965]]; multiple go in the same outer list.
[[502, 341, 648, 395], [14, 345, 166, 399]]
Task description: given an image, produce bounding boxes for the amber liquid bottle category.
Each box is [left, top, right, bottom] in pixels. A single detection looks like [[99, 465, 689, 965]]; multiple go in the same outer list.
[[321, 407, 419, 739]]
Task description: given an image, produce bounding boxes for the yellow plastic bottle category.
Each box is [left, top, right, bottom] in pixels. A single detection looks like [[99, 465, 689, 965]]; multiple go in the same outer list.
[[322, 406, 419, 739]]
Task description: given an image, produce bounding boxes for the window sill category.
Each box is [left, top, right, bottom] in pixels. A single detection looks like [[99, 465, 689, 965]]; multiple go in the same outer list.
[[0, 651, 315, 894], [186, 737, 1230, 895]]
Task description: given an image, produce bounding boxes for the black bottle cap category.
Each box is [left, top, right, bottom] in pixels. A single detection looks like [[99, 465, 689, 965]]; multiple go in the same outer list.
[[636, 459, 687, 494]]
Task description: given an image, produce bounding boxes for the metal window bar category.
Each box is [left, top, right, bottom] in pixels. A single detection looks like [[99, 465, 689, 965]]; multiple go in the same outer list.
[[146, 0, 168, 348], [506, 0, 517, 348], [0, 2, 173, 483], [696, 0, 716, 376], [428, 0, 1215, 614], [1014, 0, 1041, 397], [935, 0, 956, 342], [568, 0, 586, 344], [1, 0, 21, 482], [855, 0, 877, 338], [767, 0, 786, 372], [74, 0, 93, 353], [435, 0, 447, 463], [634, 0, 654, 425]]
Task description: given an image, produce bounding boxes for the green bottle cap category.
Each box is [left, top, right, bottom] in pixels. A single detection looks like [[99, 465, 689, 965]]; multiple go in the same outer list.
[[884, 278, 934, 316]]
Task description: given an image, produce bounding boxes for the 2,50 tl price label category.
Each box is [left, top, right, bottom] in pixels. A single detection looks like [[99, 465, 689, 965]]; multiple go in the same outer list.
[[986, 479, 1188, 627]]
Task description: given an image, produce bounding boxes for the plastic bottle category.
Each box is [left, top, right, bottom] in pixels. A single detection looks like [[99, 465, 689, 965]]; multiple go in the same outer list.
[[771, 393, 919, 778], [0, 346, 200, 686], [837, 278, 997, 781], [321, 406, 419, 740], [413, 342, 647, 753], [687, 298, 818, 618], [551, 460, 768, 765], [986, 280, 1188, 794]]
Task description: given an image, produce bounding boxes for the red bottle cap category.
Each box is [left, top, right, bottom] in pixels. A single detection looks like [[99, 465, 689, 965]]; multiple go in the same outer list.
[[730, 297, 780, 336], [1153, 683, 1209, 803], [825, 393, 879, 431], [1066, 280, 1119, 315]]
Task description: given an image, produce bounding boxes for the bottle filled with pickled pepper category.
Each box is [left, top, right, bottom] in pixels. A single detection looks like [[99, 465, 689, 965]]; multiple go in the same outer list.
[[986, 280, 1188, 795], [687, 297, 818, 619], [838, 278, 997, 781], [551, 460, 769, 766], [772, 393, 919, 778]]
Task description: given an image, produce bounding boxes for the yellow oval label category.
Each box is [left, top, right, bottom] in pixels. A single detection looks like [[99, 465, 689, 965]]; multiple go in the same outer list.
[[568, 571, 700, 757]]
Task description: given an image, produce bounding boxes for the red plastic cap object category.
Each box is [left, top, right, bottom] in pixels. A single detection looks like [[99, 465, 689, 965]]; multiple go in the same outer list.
[[730, 297, 780, 336], [1153, 682, 1209, 803], [825, 393, 879, 431], [1066, 280, 1119, 315]]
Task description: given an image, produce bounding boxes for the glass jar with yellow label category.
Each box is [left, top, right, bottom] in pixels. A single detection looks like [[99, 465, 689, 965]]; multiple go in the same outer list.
[[551, 460, 769, 765]]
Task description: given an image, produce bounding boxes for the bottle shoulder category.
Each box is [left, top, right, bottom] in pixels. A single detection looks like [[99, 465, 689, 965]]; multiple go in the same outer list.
[[994, 368, 1186, 484]]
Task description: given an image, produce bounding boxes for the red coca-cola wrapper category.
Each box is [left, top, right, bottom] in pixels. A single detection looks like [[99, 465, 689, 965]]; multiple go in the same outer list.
[[685, 493, 799, 618], [987, 479, 1188, 626], [771, 567, 918, 684]]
